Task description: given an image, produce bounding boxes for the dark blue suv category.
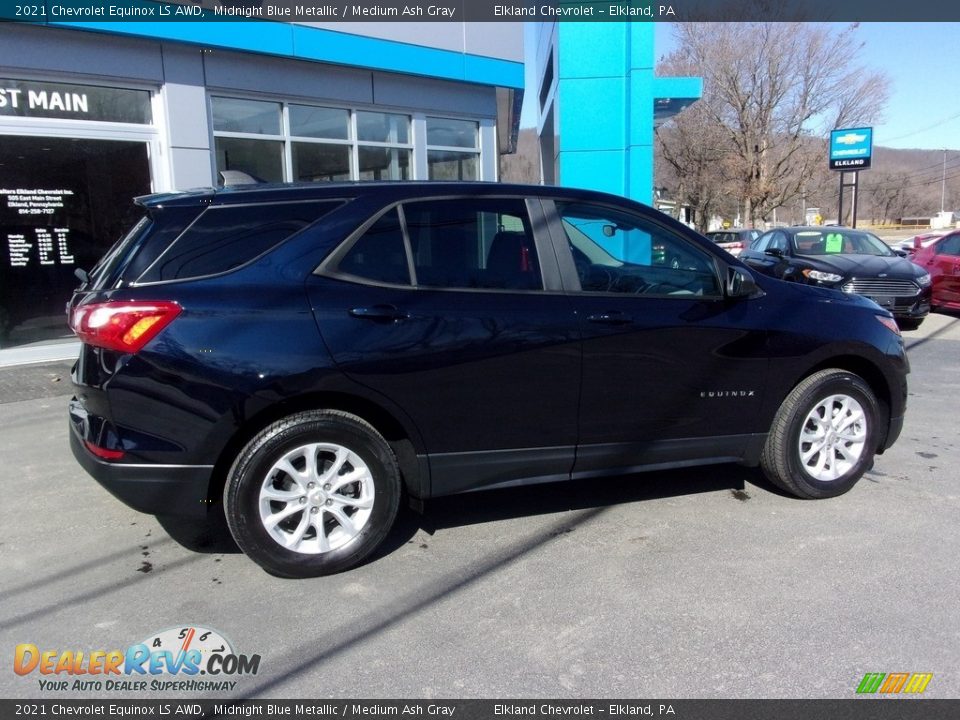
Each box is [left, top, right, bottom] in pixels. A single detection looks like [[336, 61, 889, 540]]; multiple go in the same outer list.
[[68, 182, 909, 577]]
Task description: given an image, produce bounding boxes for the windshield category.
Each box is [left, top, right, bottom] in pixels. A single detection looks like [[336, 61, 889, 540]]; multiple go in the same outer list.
[[792, 230, 894, 257]]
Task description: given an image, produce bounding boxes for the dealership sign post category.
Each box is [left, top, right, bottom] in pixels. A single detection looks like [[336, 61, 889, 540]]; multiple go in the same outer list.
[[830, 127, 873, 228]]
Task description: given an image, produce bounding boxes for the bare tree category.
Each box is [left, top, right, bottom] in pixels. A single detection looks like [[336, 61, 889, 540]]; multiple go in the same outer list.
[[659, 23, 889, 227], [656, 56, 739, 231]]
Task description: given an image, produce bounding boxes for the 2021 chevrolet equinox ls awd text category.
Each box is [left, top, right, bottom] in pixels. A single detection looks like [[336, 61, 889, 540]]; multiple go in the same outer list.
[[68, 182, 909, 577]]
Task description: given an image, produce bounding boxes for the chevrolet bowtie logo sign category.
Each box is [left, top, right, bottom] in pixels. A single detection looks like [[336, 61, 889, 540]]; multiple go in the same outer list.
[[830, 127, 873, 170], [835, 132, 868, 145]]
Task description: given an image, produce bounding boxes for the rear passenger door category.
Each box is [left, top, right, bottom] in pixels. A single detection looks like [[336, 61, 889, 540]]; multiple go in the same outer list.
[[309, 196, 580, 496]]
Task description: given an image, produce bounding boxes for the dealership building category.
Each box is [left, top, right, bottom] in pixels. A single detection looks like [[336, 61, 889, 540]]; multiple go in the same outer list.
[[0, 14, 700, 364], [0, 17, 523, 360]]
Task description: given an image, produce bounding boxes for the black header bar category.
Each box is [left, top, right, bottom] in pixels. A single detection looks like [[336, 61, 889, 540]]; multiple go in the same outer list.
[[3, 0, 960, 23]]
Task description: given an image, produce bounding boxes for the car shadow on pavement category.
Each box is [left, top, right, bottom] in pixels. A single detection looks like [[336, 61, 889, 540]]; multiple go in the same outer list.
[[155, 509, 242, 554], [152, 464, 784, 563], [412, 462, 764, 535]]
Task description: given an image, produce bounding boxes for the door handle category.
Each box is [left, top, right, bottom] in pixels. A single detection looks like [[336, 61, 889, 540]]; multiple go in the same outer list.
[[349, 305, 408, 322], [587, 311, 633, 325]]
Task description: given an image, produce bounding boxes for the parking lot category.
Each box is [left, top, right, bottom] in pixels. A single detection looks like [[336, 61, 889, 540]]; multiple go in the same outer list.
[[1, 312, 958, 700]]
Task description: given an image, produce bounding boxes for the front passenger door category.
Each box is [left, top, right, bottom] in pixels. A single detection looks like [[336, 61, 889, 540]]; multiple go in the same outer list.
[[543, 199, 770, 476]]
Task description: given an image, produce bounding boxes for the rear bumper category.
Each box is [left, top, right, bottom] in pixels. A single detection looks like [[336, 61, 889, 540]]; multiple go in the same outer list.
[[69, 422, 213, 518]]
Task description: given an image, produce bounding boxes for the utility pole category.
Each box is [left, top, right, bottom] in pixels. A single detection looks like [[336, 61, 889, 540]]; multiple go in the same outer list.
[[941, 148, 947, 214]]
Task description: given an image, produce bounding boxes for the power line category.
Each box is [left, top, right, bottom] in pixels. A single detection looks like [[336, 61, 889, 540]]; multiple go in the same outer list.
[[877, 108, 960, 144]]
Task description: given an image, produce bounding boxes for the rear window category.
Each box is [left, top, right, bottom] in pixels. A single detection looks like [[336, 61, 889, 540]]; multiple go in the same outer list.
[[138, 200, 340, 283], [87, 215, 151, 291]]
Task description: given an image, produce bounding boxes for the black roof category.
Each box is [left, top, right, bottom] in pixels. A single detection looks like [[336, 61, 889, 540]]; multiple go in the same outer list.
[[135, 181, 639, 209]]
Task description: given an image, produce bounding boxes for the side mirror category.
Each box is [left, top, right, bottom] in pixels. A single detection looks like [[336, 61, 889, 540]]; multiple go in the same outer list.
[[726, 266, 760, 299], [764, 247, 784, 259]]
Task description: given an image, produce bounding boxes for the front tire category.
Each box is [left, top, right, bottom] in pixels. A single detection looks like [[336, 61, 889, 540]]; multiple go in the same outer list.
[[224, 410, 400, 577], [761, 369, 879, 499]]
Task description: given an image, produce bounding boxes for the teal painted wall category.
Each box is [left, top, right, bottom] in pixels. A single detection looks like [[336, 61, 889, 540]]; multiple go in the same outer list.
[[554, 23, 700, 205]]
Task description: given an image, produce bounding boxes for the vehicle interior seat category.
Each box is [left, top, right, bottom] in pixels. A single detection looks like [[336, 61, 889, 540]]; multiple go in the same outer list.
[[486, 231, 540, 290]]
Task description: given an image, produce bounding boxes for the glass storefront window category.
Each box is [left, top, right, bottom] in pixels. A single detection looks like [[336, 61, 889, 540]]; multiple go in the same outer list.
[[426, 117, 478, 149], [215, 137, 284, 183], [211, 97, 281, 135], [358, 146, 410, 181], [289, 105, 349, 140], [427, 150, 478, 181], [357, 111, 409, 144], [291, 143, 351, 182], [426, 117, 479, 181], [211, 97, 482, 184], [0, 136, 151, 347]]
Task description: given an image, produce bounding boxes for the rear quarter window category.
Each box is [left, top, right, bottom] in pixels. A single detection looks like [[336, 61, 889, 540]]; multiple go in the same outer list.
[[138, 200, 340, 283]]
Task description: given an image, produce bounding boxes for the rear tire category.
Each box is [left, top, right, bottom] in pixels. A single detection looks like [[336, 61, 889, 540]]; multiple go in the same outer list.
[[761, 369, 879, 499], [224, 410, 400, 577]]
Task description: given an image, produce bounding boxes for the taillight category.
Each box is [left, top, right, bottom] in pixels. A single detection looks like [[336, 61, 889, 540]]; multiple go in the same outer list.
[[875, 315, 901, 336], [84, 440, 125, 461], [70, 301, 181, 353]]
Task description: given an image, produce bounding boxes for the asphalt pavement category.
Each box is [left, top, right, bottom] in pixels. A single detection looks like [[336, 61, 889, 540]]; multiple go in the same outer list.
[[1, 313, 958, 699]]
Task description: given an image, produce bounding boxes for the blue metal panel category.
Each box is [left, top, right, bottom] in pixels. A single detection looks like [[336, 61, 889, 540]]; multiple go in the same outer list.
[[558, 23, 627, 78], [45, 19, 524, 90], [552, 22, 702, 204], [558, 78, 626, 152], [652, 76, 704, 101]]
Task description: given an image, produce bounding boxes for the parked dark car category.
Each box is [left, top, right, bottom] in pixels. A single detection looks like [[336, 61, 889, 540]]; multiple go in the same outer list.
[[911, 230, 960, 311], [739, 226, 931, 330], [704, 229, 759, 257], [69, 183, 909, 577]]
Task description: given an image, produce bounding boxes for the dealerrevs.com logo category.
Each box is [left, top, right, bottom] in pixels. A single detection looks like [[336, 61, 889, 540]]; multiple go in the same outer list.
[[14, 626, 261, 692]]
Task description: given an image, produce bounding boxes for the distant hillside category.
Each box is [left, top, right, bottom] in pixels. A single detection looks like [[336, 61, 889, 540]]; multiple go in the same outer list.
[[500, 130, 956, 224]]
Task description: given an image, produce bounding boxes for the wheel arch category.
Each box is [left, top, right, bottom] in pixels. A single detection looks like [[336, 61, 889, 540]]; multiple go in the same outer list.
[[798, 355, 894, 452], [207, 391, 427, 508]]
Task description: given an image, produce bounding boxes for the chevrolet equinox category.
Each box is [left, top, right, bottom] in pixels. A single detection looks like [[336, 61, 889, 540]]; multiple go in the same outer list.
[[68, 182, 909, 577]]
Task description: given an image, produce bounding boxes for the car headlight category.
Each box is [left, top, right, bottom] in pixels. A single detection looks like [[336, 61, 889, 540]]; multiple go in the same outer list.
[[917, 272, 931, 287], [802, 269, 843, 283]]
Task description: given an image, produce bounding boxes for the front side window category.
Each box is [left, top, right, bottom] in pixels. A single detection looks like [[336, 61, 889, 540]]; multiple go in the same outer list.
[[557, 202, 720, 297], [937, 234, 960, 257], [767, 231, 789, 253], [402, 199, 541, 291]]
